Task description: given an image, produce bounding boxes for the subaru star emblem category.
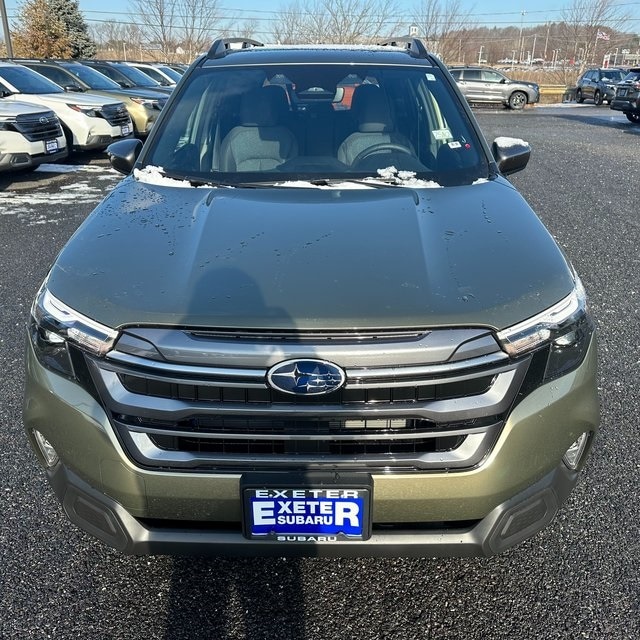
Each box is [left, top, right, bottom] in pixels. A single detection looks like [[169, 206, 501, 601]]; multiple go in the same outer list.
[[267, 359, 346, 396]]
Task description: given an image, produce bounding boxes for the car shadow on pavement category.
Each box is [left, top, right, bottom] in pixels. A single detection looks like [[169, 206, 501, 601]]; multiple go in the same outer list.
[[550, 112, 640, 134], [165, 557, 306, 640]]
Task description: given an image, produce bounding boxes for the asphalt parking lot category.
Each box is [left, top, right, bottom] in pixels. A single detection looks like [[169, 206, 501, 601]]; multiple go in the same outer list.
[[0, 105, 638, 639]]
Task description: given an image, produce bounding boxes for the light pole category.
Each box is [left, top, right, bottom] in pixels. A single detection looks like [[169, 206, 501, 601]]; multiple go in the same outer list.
[[0, 0, 13, 58], [518, 9, 526, 63]]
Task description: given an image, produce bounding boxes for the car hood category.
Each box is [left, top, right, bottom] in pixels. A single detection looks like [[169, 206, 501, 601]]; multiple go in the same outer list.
[[10, 92, 122, 108], [47, 177, 574, 331], [514, 80, 539, 90], [0, 99, 53, 117], [101, 87, 168, 100]]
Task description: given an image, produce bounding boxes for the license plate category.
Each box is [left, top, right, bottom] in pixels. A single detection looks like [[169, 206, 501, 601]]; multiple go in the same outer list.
[[618, 89, 627, 97], [121, 124, 131, 136], [242, 474, 371, 542], [45, 139, 58, 154]]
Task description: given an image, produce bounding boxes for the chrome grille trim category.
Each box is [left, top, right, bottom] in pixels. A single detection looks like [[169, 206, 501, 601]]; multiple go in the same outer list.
[[105, 350, 508, 386], [112, 326, 501, 368], [100, 103, 131, 126], [92, 364, 523, 423], [87, 327, 529, 473], [14, 111, 63, 141], [124, 428, 498, 470]]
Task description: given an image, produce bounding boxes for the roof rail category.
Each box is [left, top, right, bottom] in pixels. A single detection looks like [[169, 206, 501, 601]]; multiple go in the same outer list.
[[207, 38, 264, 60], [378, 37, 429, 59]]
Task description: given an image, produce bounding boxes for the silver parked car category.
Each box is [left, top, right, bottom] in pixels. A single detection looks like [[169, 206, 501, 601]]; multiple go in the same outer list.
[[449, 66, 540, 110]]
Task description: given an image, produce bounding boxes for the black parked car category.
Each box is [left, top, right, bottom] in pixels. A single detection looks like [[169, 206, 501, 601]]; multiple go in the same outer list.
[[575, 68, 626, 105], [610, 68, 640, 123]]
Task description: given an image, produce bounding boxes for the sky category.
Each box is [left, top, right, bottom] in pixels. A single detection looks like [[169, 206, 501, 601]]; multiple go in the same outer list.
[[3, 0, 640, 39]]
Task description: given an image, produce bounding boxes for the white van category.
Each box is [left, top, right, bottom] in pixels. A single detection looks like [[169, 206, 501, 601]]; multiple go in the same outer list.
[[0, 62, 133, 151], [0, 99, 67, 171]]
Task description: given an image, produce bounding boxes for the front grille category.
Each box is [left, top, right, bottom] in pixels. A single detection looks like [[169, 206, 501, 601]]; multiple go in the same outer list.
[[100, 103, 130, 126], [14, 111, 62, 141], [149, 433, 465, 456], [87, 327, 530, 473], [119, 373, 495, 404]]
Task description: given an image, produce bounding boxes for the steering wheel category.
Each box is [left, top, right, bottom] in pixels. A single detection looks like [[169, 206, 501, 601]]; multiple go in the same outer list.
[[352, 143, 414, 165]]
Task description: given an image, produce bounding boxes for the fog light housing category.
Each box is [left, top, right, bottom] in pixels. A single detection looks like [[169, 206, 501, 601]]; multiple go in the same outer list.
[[33, 430, 59, 467], [563, 432, 590, 470]]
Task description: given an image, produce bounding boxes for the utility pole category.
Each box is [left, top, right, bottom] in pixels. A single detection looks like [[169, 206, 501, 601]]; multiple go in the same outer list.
[[0, 0, 13, 58]]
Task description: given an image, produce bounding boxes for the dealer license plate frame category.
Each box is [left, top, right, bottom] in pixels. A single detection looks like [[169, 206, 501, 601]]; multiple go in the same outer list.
[[241, 472, 372, 542]]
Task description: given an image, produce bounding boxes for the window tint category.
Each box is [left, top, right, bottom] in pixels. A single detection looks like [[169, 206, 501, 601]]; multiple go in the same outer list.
[[0, 66, 64, 94], [481, 70, 503, 83], [27, 65, 71, 87], [113, 64, 161, 87], [464, 70, 482, 81], [64, 64, 121, 90]]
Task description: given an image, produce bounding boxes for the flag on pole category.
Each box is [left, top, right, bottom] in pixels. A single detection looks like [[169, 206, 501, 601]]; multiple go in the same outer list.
[[597, 30, 610, 41]]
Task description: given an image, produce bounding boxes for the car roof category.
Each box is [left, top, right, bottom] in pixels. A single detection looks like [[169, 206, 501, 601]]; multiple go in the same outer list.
[[198, 38, 439, 69]]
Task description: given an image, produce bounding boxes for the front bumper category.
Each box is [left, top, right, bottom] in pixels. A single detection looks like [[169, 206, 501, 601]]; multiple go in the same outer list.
[[24, 335, 599, 556], [47, 457, 579, 557]]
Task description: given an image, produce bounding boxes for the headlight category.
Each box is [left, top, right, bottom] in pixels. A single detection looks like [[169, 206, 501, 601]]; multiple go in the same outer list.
[[68, 104, 101, 117], [131, 97, 160, 110], [496, 277, 594, 381], [0, 117, 16, 131], [29, 283, 118, 378]]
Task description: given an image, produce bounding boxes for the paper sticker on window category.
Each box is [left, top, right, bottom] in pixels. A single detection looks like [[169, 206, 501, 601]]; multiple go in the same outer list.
[[448, 141, 462, 149], [425, 73, 436, 82], [433, 129, 452, 140]]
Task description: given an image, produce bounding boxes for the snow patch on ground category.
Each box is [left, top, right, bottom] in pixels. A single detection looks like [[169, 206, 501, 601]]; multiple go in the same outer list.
[[1, 163, 119, 225]]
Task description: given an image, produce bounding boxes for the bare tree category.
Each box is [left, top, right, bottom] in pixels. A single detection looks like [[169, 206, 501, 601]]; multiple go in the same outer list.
[[131, 0, 178, 60], [272, 0, 401, 44], [561, 0, 629, 72], [130, 0, 235, 62], [412, 0, 474, 63]]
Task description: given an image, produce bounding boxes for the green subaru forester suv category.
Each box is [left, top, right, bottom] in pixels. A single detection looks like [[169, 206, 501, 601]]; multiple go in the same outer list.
[[24, 38, 599, 557]]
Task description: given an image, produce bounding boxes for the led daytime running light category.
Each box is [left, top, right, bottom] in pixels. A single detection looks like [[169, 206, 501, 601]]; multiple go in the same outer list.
[[37, 287, 118, 356], [497, 282, 585, 357]]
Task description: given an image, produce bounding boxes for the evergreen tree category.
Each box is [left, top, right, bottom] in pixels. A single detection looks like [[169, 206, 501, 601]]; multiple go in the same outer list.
[[49, 0, 96, 58]]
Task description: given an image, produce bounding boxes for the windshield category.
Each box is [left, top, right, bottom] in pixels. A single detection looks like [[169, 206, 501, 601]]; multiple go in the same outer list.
[[0, 66, 64, 94], [63, 63, 121, 90], [114, 64, 161, 87], [602, 70, 625, 82], [157, 66, 182, 82], [145, 63, 488, 186]]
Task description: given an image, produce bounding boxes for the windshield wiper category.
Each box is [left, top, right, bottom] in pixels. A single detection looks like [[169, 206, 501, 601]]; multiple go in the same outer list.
[[312, 178, 401, 188]]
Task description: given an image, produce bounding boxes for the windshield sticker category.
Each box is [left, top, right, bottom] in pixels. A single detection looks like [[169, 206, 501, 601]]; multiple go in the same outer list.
[[433, 128, 452, 141], [448, 141, 462, 149], [425, 73, 437, 82]]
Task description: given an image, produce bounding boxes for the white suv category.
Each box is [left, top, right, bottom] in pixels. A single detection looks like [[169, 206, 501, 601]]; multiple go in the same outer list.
[[0, 100, 67, 171], [0, 62, 133, 151]]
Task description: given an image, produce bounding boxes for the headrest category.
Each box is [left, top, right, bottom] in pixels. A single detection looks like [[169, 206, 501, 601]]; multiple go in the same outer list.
[[351, 84, 392, 133], [240, 85, 289, 127]]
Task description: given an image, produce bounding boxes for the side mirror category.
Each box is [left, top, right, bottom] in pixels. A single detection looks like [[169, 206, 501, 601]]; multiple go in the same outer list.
[[107, 138, 143, 175], [492, 137, 531, 175], [64, 84, 84, 92]]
